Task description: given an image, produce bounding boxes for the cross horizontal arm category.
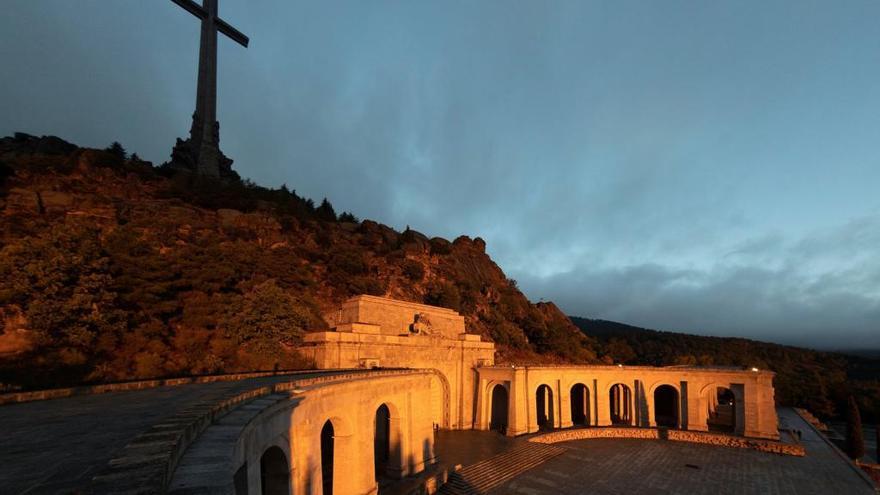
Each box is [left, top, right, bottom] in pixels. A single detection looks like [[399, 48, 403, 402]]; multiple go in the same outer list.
[[170, 0, 205, 19], [216, 17, 249, 47]]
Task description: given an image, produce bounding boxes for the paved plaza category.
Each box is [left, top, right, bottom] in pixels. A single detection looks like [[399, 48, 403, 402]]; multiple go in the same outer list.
[[0, 371, 349, 494], [490, 409, 876, 495]]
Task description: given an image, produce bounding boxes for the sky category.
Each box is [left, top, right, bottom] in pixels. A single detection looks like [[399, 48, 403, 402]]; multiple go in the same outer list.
[[2, 1, 879, 350]]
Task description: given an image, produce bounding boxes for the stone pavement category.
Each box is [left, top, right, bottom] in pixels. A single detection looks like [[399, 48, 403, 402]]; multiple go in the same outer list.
[[0, 371, 349, 494], [489, 408, 877, 495]]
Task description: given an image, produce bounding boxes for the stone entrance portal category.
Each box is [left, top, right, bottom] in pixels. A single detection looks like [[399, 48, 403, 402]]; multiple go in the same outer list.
[[374, 404, 391, 478], [653, 385, 679, 428], [259, 446, 289, 495], [490, 384, 509, 434], [610, 383, 632, 425], [536, 385, 555, 430], [708, 386, 737, 432], [321, 421, 334, 495], [570, 383, 590, 426], [299, 295, 495, 430]]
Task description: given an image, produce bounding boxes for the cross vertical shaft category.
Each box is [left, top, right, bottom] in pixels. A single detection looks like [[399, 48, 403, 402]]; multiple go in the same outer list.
[[192, 0, 219, 177], [170, 0, 248, 178]]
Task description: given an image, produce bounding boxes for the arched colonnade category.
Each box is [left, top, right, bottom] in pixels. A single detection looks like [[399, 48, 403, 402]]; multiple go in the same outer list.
[[477, 366, 777, 439]]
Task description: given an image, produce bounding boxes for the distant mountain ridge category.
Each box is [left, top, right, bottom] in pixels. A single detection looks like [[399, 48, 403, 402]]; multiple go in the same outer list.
[[571, 315, 880, 422]]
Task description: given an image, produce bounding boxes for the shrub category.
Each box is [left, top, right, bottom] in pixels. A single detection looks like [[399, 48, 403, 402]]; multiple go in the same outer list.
[[846, 395, 865, 459], [223, 280, 311, 346], [402, 259, 425, 281], [425, 281, 461, 312], [429, 237, 452, 255]]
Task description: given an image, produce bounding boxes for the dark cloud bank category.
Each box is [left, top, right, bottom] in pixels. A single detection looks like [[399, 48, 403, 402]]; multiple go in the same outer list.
[[2, 1, 879, 350]]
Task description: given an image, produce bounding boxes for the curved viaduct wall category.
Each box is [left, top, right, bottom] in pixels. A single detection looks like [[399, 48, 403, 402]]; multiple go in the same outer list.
[[475, 365, 778, 439], [172, 370, 439, 495]]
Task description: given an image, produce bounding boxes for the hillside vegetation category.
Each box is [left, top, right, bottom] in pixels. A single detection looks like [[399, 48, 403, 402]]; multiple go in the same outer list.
[[0, 133, 877, 423], [0, 134, 595, 389], [572, 317, 880, 422]]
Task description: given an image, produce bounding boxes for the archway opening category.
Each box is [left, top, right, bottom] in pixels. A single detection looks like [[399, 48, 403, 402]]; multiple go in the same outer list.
[[708, 386, 736, 432], [653, 385, 679, 428], [321, 420, 335, 495], [490, 384, 509, 434], [536, 384, 554, 430], [609, 383, 632, 425], [374, 404, 391, 478], [260, 446, 289, 495], [570, 383, 590, 426]]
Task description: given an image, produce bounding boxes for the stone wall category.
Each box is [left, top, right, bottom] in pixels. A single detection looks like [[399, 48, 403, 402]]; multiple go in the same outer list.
[[301, 295, 495, 430], [527, 427, 804, 456], [322, 295, 467, 339]]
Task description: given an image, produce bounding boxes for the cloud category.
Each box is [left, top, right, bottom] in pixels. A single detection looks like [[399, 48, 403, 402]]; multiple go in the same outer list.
[[3, 1, 880, 350], [515, 215, 880, 349]]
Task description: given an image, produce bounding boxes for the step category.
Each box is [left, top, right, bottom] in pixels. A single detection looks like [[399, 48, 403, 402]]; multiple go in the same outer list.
[[439, 442, 565, 494]]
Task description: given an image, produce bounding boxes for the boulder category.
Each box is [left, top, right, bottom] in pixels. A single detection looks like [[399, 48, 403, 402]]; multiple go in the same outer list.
[[4, 188, 40, 214], [217, 208, 243, 228], [35, 136, 76, 155], [39, 190, 75, 213]]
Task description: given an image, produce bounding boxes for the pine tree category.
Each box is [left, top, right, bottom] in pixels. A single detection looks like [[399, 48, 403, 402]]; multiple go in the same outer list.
[[338, 211, 359, 223], [845, 395, 865, 460], [106, 141, 127, 160], [315, 198, 337, 222]]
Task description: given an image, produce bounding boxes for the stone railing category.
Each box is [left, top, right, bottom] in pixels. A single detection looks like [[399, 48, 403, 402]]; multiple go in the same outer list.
[[527, 427, 805, 456], [0, 369, 319, 405]]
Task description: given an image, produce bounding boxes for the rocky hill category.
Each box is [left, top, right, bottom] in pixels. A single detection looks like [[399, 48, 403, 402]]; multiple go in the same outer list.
[[2, 133, 877, 424], [0, 133, 597, 389]]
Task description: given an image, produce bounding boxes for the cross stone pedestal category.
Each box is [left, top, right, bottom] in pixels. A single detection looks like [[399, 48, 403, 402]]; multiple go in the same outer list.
[[168, 0, 247, 179]]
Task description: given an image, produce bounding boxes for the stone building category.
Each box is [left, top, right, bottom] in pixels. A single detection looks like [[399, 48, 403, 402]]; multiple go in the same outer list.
[[167, 295, 780, 493]]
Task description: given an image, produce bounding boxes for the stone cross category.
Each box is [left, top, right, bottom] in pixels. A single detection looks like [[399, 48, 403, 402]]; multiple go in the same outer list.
[[171, 0, 248, 177]]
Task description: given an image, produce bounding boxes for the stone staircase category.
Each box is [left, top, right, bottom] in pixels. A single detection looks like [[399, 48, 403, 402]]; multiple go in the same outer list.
[[439, 442, 566, 495]]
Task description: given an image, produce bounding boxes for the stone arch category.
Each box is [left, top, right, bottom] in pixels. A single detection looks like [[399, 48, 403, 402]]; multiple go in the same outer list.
[[372, 401, 404, 481], [608, 383, 633, 425], [570, 383, 590, 426], [488, 382, 510, 434], [701, 383, 738, 433], [652, 384, 679, 428], [427, 370, 451, 429], [260, 445, 290, 495], [536, 384, 555, 430]]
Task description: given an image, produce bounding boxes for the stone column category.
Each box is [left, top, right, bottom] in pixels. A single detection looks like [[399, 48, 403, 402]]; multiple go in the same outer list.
[[510, 368, 530, 436], [685, 381, 706, 432], [597, 381, 612, 426], [387, 416, 406, 479], [474, 377, 487, 430]]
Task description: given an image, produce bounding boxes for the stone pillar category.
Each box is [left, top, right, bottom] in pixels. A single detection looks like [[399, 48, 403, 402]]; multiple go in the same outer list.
[[474, 377, 487, 430], [733, 383, 747, 436], [246, 456, 260, 495], [592, 379, 599, 426], [754, 373, 779, 439], [510, 368, 530, 436], [685, 381, 706, 432], [560, 383, 573, 428], [597, 381, 611, 426], [387, 416, 406, 479]]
